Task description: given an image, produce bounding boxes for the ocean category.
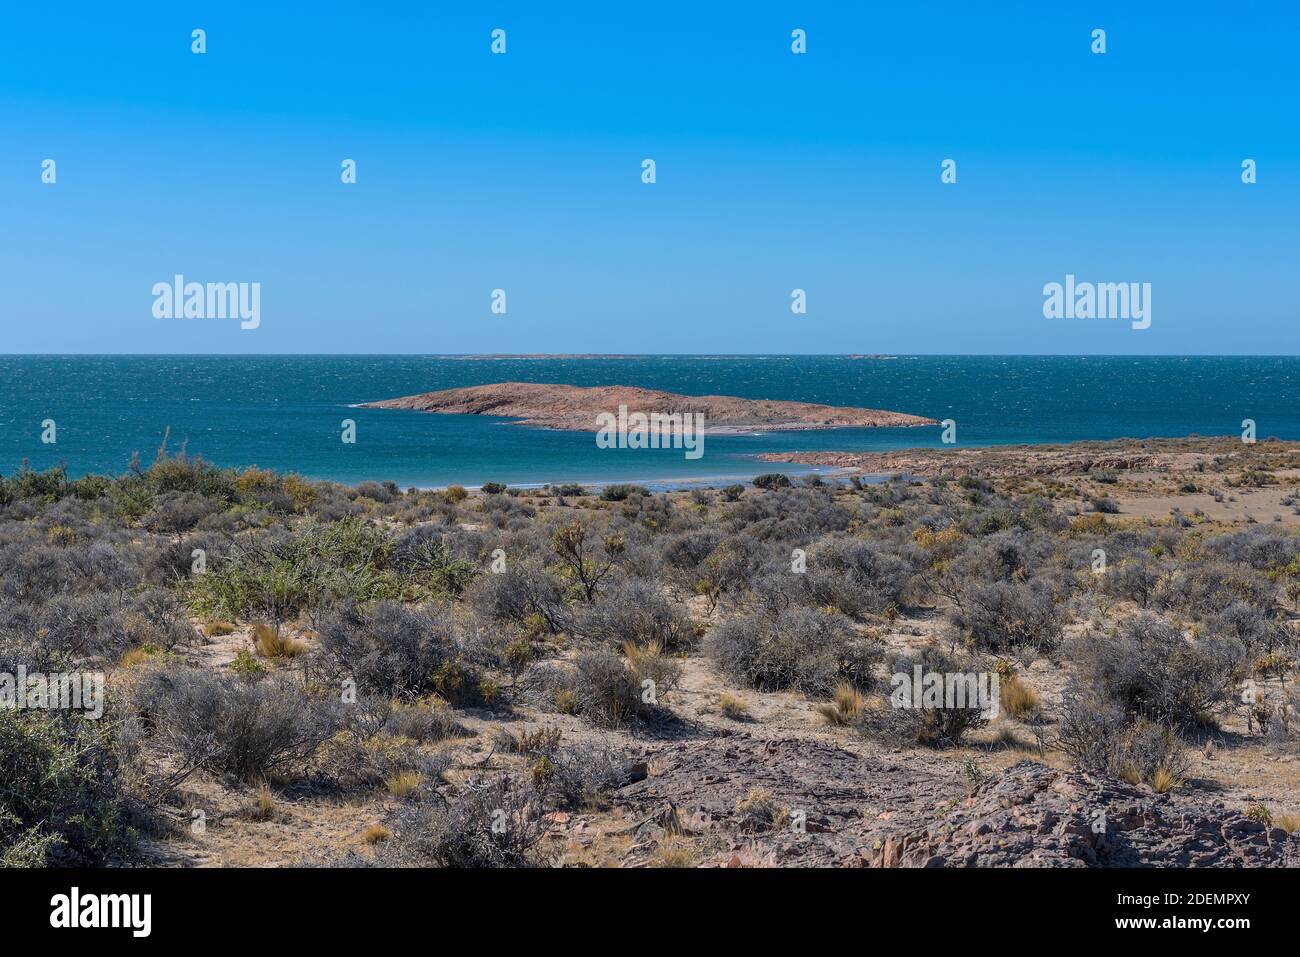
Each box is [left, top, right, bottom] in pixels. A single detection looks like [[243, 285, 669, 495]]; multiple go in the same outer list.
[[0, 355, 1295, 489]]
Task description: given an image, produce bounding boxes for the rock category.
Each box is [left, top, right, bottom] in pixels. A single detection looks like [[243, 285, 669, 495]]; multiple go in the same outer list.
[[612, 734, 963, 866], [610, 735, 1300, 868], [635, 823, 666, 844], [621, 761, 649, 786], [362, 382, 935, 433], [630, 801, 686, 845], [868, 761, 1300, 868]]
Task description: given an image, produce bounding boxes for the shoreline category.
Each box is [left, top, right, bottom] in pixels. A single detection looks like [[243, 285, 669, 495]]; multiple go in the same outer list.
[[756, 434, 1293, 479], [418, 464, 872, 494], [345, 435, 1300, 491], [411, 434, 1300, 492], [9, 435, 1296, 493]]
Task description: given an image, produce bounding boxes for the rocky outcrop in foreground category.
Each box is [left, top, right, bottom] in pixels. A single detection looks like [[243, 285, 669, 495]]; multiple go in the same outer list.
[[607, 736, 1300, 867], [613, 735, 961, 866], [870, 761, 1300, 868], [361, 382, 936, 433]]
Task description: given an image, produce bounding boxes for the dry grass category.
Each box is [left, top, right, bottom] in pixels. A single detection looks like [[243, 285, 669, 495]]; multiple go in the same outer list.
[[385, 771, 422, 797], [203, 620, 236, 637], [494, 724, 562, 757], [119, 648, 156, 668], [530, 755, 556, 787], [989, 722, 1022, 749], [814, 681, 865, 726], [1151, 767, 1181, 794], [648, 837, 697, 868], [1275, 812, 1300, 833], [622, 640, 676, 694], [622, 639, 664, 668], [717, 692, 750, 720], [252, 622, 308, 659], [998, 675, 1041, 719], [735, 788, 790, 831], [245, 781, 276, 821]]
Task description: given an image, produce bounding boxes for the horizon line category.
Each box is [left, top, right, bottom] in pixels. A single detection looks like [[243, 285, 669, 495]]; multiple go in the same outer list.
[[4, 353, 1300, 360]]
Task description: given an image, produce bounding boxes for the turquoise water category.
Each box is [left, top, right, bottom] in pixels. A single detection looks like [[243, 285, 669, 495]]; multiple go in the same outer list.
[[0, 356, 1296, 488]]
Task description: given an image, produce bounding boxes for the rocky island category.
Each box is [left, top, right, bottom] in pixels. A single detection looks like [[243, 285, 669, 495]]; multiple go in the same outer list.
[[360, 382, 936, 433]]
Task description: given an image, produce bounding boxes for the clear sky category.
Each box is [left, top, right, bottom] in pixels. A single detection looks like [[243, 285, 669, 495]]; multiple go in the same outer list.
[[1, 1, 1296, 354]]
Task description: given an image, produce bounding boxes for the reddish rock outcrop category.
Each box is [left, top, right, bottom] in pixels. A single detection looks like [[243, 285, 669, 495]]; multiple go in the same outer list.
[[360, 382, 936, 433]]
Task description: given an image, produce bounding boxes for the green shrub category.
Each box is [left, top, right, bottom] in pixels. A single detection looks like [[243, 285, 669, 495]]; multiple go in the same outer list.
[[185, 517, 465, 618], [600, 484, 648, 502], [69, 474, 113, 501], [0, 710, 135, 866], [1, 464, 68, 505]]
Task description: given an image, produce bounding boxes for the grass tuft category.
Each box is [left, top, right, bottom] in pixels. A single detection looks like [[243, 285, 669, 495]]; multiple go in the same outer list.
[[253, 621, 308, 659], [999, 675, 1041, 719], [648, 837, 697, 868], [814, 681, 865, 726], [717, 692, 750, 720], [385, 771, 422, 798]]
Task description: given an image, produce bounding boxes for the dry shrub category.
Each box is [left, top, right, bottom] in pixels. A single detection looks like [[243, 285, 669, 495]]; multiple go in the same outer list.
[[127, 666, 342, 782], [860, 645, 992, 748], [1065, 614, 1241, 729], [735, 788, 789, 832], [564, 644, 680, 727], [371, 778, 550, 868], [705, 607, 881, 697]]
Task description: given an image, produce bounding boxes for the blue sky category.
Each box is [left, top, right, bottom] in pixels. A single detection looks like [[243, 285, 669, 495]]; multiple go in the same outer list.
[[0, 1, 1296, 354]]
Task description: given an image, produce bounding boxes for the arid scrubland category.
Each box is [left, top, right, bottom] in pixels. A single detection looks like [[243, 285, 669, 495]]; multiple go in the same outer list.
[[4, 436, 1300, 867]]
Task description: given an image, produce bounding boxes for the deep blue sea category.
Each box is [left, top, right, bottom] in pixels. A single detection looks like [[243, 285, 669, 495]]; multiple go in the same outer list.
[[0, 356, 1296, 489]]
